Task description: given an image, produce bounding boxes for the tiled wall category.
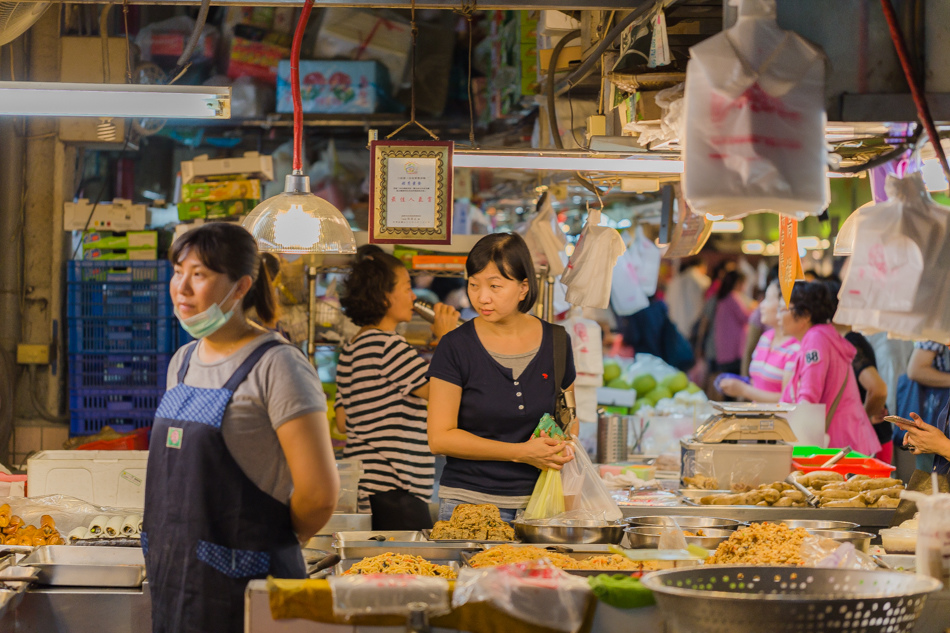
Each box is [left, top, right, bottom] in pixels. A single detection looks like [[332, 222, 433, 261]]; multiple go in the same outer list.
[[9, 423, 69, 468]]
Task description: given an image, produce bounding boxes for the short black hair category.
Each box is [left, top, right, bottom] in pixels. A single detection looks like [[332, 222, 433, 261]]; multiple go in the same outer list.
[[466, 233, 538, 313], [169, 222, 276, 325], [339, 245, 406, 327], [716, 270, 746, 301], [789, 280, 836, 325]]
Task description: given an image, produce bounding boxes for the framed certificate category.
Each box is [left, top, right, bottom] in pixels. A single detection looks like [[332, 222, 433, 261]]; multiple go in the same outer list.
[[369, 140, 453, 245]]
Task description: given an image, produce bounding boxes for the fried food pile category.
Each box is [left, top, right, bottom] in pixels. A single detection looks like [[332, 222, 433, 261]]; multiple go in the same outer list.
[[343, 552, 457, 578], [699, 472, 903, 508], [706, 523, 810, 566], [0, 506, 64, 546], [429, 504, 516, 541], [468, 544, 646, 571]]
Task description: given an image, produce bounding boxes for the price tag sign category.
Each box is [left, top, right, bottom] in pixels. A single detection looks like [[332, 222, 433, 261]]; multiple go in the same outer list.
[[779, 214, 805, 306], [664, 189, 712, 259]]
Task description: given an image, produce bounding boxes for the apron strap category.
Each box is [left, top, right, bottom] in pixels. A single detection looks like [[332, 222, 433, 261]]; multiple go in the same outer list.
[[223, 339, 286, 392], [177, 341, 200, 384]]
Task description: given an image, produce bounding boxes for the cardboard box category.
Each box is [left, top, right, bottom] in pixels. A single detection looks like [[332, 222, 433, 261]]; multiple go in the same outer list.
[[178, 199, 258, 221], [228, 37, 290, 85], [82, 231, 158, 250], [411, 255, 467, 271], [314, 8, 410, 94], [276, 60, 388, 114], [539, 45, 582, 72], [27, 450, 149, 508], [181, 179, 262, 202], [64, 199, 148, 231], [180, 152, 275, 185], [83, 248, 158, 261], [635, 90, 664, 122]]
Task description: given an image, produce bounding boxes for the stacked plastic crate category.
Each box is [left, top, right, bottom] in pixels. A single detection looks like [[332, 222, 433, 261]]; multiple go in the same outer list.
[[67, 261, 177, 437]]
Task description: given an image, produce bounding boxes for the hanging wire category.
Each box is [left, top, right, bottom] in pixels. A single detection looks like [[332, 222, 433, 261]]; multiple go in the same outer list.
[[122, 0, 132, 83], [386, 0, 439, 140], [880, 0, 950, 192], [290, 0, 316, 172], [453, 0, 477, 147]]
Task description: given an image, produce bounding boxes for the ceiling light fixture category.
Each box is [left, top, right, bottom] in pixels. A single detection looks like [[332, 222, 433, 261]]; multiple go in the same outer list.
[[452, 151, 684, 174], [243, 0, 355, 255], [0, 82, 230, 118]]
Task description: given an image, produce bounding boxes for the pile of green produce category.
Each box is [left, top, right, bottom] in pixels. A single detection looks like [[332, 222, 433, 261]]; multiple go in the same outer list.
[[602, 361, 703, 413]]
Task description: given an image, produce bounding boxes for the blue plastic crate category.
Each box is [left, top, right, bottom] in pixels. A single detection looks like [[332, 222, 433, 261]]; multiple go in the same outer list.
[[69, 388, 164, 413], [68, 317, 177, 354], [67, 282, 172, 318], [68, 354, 171, 390], [68, 260, 172, 283], [176, 324, 194, 349], [69, 410, 155, 436]]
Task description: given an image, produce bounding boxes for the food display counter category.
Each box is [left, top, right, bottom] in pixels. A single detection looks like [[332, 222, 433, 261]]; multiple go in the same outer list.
[[0, 584, 151, 633], [621, 505, 897, 530]]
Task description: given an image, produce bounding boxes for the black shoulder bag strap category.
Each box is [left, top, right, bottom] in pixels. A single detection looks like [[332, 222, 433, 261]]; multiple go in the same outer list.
[[552, 324, 575, 432]]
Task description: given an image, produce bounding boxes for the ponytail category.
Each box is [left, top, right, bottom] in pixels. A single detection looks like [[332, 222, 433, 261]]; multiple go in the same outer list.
[[244, 259, 278, 326]]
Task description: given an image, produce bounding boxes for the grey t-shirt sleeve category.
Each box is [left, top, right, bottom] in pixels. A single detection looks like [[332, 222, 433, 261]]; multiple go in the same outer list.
[[257, 344, 328, 429]]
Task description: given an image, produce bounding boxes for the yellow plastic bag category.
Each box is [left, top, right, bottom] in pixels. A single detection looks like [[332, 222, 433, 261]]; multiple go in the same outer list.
[[523, 468, 565, 520]]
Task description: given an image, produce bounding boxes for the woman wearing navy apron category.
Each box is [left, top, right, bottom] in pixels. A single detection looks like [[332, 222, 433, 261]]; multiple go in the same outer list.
[[143, 223, 339, 633]]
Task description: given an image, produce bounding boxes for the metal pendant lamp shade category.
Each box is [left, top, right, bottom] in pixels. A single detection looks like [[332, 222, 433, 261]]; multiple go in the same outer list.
[[243, 174, 356, 254]]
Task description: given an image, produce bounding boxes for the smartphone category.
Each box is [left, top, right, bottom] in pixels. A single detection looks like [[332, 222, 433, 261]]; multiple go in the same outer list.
[[884, 415, 915, 426]]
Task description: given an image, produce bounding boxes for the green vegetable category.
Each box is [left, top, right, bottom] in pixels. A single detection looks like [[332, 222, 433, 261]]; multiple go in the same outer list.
[[588, 574, 656, 609]]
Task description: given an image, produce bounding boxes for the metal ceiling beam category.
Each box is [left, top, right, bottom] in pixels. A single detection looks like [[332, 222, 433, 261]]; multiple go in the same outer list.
[[16, 0, 646, 8]]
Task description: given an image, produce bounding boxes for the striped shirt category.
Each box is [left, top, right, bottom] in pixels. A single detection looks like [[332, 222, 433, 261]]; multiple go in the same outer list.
[[336, 330, 434, 510], [914, 340, 950, 373], [749, 329, 800, 393]]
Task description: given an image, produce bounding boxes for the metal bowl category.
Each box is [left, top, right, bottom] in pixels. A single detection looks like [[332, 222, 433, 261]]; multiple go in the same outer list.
[[805, 529, 874, 553], [776, 520, 859, 531], [626, 515, 745, 530], [512, 520, 626, 545], [624, 526, 734, 550]]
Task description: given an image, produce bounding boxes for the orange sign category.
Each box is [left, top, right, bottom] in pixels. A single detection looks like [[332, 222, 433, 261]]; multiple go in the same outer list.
[[779, 215, 805, 306]]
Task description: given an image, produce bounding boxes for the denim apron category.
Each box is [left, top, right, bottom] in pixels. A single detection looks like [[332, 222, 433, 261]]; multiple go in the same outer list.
[[142, 340, 306, 633]]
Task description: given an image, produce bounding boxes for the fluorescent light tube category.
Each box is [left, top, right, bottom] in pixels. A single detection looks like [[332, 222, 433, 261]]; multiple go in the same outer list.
[[710, 220, 743, 233], [453, 152, 684, 174], [0, 82, 231, 119]]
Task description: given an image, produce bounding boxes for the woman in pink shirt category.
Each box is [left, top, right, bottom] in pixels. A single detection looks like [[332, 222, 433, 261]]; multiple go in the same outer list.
[[780, 281, 881, 456], [713, 271, 753, 375], [720, 280, 799, 402]]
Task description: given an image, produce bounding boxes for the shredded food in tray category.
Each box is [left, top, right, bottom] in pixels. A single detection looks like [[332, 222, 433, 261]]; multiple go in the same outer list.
[[429, 504, 516, 541], [342, 553, 457, 578], [468, 544, 646, 571], [706, 522, 809, 566]]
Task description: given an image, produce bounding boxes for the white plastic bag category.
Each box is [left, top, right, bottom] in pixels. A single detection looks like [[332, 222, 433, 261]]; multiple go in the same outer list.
[[452, 561, 592, 633], [561, 209, 626, 309], [901, 489, 950, 582], [558, 441, 624, 522], [682, 0, 828, 219], [610, 226, 660, 316], [559, 309, 604, 387], [834, 173, 950, 341], [524, 192, 567, 276]]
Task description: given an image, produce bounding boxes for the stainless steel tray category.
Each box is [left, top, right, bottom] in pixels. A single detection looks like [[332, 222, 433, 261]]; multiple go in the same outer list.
[[875, 554, 915, 572], [334, 558, 459, 577], [421, 529, 519, 544], [0, 587, 25, 621], [333, 531, 425, 543], [21, 545, 145, 587], [333, 541, 481, 561], [626, 515, 745, 530]]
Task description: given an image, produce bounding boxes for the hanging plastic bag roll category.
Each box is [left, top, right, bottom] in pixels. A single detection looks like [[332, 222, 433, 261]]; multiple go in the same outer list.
[[561, 209, 626, 310], [682, 0, 828, 219], [122, 514, 142, 536]]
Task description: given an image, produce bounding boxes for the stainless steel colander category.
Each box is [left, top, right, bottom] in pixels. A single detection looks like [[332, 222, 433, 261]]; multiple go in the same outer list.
[[640, 566, 943, 633]]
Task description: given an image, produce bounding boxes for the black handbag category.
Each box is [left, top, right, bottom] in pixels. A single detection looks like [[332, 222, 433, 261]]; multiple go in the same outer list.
[[552, 325, 576, 432]]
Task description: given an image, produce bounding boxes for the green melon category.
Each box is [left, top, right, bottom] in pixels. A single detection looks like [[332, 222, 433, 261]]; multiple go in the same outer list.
[[632, 374, 657, 396]]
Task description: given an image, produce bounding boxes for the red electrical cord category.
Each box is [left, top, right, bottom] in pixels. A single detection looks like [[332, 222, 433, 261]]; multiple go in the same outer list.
[[880, 0, 950, 186], [290, 0, 315, 173]]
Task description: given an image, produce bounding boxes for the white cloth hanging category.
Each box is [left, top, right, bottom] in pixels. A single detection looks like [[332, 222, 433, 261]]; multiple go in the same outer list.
[[561, 209, 626, 310]]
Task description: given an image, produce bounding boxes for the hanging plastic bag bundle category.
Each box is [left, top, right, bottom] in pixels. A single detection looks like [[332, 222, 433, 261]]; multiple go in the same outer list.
[[560, 209, 626, 310], [524, 415, 569, 521], [834, 173, 950, 340], [610, 225, 660, 316], [523, 191, 568, 276], [682, 0, 828, 219]]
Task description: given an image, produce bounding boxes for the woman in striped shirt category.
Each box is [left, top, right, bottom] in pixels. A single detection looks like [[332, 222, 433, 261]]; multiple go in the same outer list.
[[720, 280, 799, 402], [336, 246, 459, 530]]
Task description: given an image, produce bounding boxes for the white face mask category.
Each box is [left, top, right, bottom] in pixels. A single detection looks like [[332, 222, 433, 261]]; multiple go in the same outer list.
[[175, 283, 240, 339]]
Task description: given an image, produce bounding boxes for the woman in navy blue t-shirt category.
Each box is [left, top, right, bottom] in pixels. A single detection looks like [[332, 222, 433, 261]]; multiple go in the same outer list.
[[427, 233, 576, 522]]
